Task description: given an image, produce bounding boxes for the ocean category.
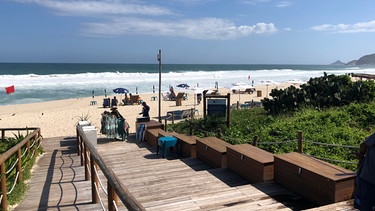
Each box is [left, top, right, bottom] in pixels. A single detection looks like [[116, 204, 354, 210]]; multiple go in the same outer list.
[[1, 63, 375, 106]]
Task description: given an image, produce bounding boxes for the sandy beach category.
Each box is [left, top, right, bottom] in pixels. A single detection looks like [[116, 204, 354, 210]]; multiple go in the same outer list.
[[0, 84, 292, 138]]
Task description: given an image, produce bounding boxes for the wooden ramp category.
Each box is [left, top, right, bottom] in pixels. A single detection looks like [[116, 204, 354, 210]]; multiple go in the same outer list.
[[14, 136, 103, 211], [14, 135, 357, 210]]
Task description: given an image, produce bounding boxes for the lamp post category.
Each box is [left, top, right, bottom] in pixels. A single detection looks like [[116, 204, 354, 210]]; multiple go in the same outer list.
[[157, 49, 162, 123]]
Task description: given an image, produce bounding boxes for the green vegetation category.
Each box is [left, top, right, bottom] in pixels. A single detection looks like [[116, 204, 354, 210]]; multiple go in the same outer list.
[[262, 73, 375, 114], [170, 74, 375, 171], [0, 131, 44, 207]]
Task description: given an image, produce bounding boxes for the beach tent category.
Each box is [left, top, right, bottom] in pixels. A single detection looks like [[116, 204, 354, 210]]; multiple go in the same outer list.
[[227, 82, 255, 93]]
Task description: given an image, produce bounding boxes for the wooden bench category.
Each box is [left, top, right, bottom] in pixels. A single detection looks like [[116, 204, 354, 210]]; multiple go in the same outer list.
[[274, 152, 356, 205], [227, 144, 274, 183], [196, 137, 232, 168], [167, 109, 193, 119], [145, 128, 164, 147], [172, 133, 198, 158]]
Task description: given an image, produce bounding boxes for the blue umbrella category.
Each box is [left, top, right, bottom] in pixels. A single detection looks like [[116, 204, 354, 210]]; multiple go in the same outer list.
[[177, 83, 190, 89], [113, 88, 129, 94]]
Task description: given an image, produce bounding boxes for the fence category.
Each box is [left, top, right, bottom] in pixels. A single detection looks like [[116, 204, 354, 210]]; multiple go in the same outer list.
[[0, 127, 42, 211], [76, 125, 145, 211], [167, 119, 360, 170]]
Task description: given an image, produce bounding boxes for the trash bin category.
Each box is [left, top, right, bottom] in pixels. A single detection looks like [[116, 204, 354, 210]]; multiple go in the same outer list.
[[257, 90, 262, 97]]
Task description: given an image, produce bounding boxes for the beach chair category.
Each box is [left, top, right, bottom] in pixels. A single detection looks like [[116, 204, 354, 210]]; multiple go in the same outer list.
[[103, 98, 110, 107], [244, 88, 256, 94], [130, 95, 141, 105], [111, 98, 118, 107], [161, 93, 169, 101]]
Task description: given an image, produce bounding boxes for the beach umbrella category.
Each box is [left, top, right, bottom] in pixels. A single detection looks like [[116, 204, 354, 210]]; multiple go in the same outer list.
[[113, 88, 129, 102], [288, 79, 305, 86], [177, 83, 190, 89], [113, 88, 129, 94], [261, 80, 280, 97]]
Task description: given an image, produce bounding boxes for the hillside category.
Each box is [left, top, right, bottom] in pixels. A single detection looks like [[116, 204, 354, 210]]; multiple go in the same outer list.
[[331, 53, 375, 65]]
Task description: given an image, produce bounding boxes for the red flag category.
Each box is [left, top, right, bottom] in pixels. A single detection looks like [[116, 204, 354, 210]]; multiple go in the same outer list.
[[5, 85, 15, 94]]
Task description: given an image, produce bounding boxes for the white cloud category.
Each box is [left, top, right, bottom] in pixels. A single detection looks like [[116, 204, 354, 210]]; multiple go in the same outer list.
[[82, 17, 277, 40], [14, 0, 173, 16], [276, 1, 291, 8], [311, 20, 375, 33], [13, 0, 278, 40]]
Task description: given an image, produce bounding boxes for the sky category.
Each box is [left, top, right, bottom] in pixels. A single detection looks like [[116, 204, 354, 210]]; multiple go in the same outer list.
[[1, 0, 375, 64]]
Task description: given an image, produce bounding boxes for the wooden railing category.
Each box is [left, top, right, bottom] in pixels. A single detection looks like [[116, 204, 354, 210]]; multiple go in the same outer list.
[[76, 125, 145, 211], [0, 127, 42, 211]]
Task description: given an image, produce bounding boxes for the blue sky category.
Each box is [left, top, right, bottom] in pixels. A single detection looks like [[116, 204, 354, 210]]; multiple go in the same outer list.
[[1, 0, 375, 64]]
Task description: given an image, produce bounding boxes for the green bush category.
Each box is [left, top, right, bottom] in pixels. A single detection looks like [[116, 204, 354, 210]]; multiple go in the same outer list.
[[170, 100, 375, 171], [262, 73, 375, 114]]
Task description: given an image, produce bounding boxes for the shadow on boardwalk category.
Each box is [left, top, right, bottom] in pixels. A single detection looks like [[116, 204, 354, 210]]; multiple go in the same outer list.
[[14, 136, 102, 211]]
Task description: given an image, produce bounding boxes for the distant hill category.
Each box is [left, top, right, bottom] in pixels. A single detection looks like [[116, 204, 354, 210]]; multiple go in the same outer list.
[[331, 53, 375, 65], [330, 60, 346, 65], [355, 53, 375, 65]]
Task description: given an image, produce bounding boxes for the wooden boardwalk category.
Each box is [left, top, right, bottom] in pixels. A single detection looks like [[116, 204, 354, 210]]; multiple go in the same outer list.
[[14, 135, 357, 210], [14, 136, 103, 211]]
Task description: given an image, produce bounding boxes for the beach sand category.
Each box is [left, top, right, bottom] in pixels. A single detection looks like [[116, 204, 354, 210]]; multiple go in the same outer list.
[[0, 83, 292, 138]]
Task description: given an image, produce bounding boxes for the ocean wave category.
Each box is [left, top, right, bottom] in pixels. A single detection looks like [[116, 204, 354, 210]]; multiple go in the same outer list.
[[2, 65, 375, 106]]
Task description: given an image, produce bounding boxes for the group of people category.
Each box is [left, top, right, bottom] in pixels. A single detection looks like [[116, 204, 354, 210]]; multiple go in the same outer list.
[[100, 99, 150, 140]]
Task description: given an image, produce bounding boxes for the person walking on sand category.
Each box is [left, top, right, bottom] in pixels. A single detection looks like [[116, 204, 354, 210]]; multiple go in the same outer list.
[[355, 132, 375, 210], [140, 102, 150, 117]]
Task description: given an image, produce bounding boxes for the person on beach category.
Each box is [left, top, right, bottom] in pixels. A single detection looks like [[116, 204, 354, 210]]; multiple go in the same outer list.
[[110, 107, 123, 119], [355, 132, 375, 210], [111, 96, 118, 107], [122, 93, 131, 105], [169, 86, 176, 100], [140, 102, 150, 117]]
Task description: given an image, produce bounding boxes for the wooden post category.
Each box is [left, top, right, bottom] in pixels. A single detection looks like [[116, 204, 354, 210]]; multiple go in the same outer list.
[[217, 129, 222, 139], [171, 113, 175, 124], [1, 129, 4, 142], [190, 108, 194, 119], [76, 128, 80, 156], [80, 136, 84, 166], [32, 134, 38, 158], [91, 155, 99, 203], [164, 119, 167, 131], [17, 149, 22, 183], [252, 136, 259, 146], [84, 144, 90, 181], [1, 163, 7, 211], [236, 101, 239, 110], [297, 131, 303, 153], [227, 93, 231, 128], [108, 181, 118, 211]]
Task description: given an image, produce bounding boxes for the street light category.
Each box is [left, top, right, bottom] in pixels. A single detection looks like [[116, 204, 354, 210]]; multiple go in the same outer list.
[[157, 49, 162, 123]]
